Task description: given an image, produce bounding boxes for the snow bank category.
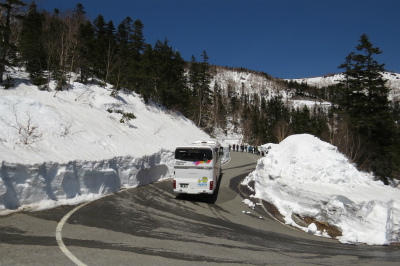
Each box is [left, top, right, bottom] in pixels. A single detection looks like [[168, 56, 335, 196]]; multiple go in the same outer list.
[[0, 150, 173, 213], [243, 134, 400, 245], [0, 70, 210, 214]]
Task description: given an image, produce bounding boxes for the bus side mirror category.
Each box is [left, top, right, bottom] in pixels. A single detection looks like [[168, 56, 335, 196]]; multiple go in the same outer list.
[[219, 148, 224, 156]]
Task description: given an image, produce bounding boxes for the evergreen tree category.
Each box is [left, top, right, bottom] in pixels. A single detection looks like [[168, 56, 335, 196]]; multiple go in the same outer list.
[[116, 17, 130, 53], [42, 9, 64, 90], [198, 51, 212, 129], [73, 3, 86, 22], [114, 16, 134, 90], [338, 34, 389, 138], [104, 20, 117, 84], [338, 34, 398, 180], [241, 95, 251, 141], [258, 96, 269, 143], [228, 84, 239, 122], [310, 105, 329, 139], [153, 38, 174, 105], [249, 103, 260, 144], [213, 82, 227, 129], [153, 39, 187, 110], [130, 19, 145, 91], [70, 3, 88, 83], [76, 20, 95, 83], [92, 14, 108, 79], [131, 19, 145, 61], [264, 96, 290, 143], [138, 43, 156, 102], [170, 50, 190, 114], [0, 0, 25, 84], [188, 51, 213, 130], [19, 1, 47, 86]]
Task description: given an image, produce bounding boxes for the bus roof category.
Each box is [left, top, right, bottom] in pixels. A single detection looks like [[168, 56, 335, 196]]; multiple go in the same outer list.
[[176, 140, 221, 150]]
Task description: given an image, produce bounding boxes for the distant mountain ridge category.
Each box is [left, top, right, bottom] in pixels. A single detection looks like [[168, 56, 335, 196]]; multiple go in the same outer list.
[[210, 66, 400, 102]]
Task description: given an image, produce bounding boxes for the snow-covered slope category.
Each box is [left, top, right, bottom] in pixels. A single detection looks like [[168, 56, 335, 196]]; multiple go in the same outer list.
[[0, 72, 210, 164], [212, 67, 400, 108], [291, 72, 400, 101], [0, 69, 210, 214], [210, 66, 289, 99]]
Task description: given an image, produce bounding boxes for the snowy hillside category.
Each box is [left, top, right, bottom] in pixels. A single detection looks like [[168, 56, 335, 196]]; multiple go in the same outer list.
[[0, 71, 211, 164], [291, 72, 400, 101], [211, 67, 400, 110], [210, 67, 329, 113], [211, 66, 400, 104], [210, 66, 285, 98], [0, 69, 211, 214]]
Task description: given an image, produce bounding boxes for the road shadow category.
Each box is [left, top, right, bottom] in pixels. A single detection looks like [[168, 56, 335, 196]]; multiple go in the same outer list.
[[175, 173, 224, 204]]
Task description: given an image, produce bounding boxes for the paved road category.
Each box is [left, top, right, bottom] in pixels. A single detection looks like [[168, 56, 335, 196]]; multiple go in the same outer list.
[[1, 152, 399, 266]]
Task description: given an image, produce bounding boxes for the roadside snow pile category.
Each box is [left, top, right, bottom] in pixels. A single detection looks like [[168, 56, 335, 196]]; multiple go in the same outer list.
[[0, 69, 210, 214], [242, 134, 400, 245]]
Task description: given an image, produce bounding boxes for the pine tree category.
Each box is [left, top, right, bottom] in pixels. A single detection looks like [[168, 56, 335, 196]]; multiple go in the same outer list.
[[131, 19, 145, 61], [249, 102, 260, 144], [137, 43, 156, 102], [153, 38, 174, 105], [19, 1, 47, 86], [76, 20, 95, 83], [339, 34, 389, 138], [228, 84, 239, 121], [42, 9, 63, 90], [104, 20, 117, 84], [152, 39, 187, 111], [114, 16, 134, 91], [213, 82, 227, 129], [66, 3, 88, 87], [92, 14, 108, 79], [130, 19, 145, 92], [188, 51, 212, 130], [338, 34, 398, 181], [258, 96, 269, 143], [0, 0, 25, 85], [264, 96, 289, 143]]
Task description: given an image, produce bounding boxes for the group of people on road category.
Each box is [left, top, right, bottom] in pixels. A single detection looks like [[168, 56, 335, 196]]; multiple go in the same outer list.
[[230, 144, 258, 154], [228, 144, 271, 157]]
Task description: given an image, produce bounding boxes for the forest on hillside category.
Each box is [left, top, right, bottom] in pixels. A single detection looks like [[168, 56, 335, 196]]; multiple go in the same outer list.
[[0, 1, 399, 182]]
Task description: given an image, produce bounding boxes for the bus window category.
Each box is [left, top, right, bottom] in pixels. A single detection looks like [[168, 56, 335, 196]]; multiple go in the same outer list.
[[175, 149, 213, 161]]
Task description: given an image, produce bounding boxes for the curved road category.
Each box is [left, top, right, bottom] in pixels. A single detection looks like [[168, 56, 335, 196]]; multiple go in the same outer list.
[[1, 152, 399, 265]]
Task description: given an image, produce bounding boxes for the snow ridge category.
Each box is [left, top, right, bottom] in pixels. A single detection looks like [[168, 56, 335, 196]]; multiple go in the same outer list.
[[1, 150, 173, 213]]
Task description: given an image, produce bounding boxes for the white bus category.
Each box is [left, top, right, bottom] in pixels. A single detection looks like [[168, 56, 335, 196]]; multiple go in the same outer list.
[[173, 140, 224, 194]]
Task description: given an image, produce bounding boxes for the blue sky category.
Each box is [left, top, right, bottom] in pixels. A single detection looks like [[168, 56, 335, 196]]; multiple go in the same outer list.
[[36, 0, 400, 79]]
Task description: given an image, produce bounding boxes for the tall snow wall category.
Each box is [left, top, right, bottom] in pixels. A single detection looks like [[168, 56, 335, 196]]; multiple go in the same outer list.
[[0, 149, 174, 214]]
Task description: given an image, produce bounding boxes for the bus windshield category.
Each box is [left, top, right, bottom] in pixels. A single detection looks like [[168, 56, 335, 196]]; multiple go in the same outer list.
[[175, 148, 213, 162]]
